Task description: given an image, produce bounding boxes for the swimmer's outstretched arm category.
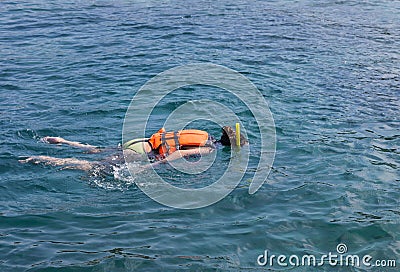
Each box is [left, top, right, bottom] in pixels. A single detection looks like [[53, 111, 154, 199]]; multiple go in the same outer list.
[[152, 147, 214, 166], [43, 137, 101, 153]]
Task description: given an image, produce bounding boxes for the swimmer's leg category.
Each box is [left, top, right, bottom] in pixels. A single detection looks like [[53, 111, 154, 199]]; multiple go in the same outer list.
[[42, 137, 101, 153], [19, 155, 94, 171]]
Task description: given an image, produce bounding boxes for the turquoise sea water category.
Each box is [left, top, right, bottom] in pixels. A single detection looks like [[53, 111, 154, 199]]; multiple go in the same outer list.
[[1, 0, 399, 271]]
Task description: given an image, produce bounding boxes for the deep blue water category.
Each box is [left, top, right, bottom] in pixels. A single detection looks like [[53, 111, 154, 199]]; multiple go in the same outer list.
[[1, 0, 399, 271]]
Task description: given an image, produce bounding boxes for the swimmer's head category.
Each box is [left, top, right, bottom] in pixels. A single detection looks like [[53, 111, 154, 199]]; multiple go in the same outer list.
[[220, 126, 248, 146]]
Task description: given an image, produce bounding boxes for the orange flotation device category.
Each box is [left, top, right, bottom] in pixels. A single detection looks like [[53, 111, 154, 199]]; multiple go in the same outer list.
[[148, 128, 209, 157]]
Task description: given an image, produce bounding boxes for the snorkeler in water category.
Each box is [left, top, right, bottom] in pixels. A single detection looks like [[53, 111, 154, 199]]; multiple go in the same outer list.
[[19, 126, 248, 172]]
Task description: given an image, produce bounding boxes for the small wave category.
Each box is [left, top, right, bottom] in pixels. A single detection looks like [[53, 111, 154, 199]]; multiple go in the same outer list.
[[88, 161, 150, 191]]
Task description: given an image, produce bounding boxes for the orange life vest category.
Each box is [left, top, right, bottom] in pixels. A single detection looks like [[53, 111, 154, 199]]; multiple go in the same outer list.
[[148, 128, 209, 157]]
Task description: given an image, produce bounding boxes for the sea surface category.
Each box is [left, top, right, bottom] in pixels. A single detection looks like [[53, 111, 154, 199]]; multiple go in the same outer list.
[[1, 0, 399, 271]]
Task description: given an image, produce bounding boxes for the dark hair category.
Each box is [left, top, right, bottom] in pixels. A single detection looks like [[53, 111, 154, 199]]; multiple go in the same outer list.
[[220, 126, 248, 146]]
